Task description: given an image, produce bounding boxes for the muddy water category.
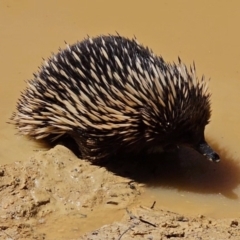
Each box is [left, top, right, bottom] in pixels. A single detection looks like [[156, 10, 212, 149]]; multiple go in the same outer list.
[[1, 0, 240, 220]]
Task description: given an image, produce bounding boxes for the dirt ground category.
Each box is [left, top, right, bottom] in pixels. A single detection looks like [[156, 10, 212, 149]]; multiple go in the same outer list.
[[0, 145, 240, 240]]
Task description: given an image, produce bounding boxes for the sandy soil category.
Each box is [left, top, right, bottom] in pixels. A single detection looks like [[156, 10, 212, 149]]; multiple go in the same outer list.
[[1, 145, 240, 240]]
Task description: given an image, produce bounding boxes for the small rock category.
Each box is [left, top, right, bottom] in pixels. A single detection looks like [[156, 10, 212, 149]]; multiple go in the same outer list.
[[0, 169, 4, 176], [230, 220, 238, 227]]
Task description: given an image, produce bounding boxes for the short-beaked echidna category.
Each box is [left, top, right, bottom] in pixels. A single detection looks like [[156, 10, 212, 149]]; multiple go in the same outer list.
[[11, 35, 220, 163]]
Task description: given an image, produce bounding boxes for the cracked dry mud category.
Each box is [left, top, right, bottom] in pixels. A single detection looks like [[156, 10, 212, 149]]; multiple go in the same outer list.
[[0, 145, 240, 239]]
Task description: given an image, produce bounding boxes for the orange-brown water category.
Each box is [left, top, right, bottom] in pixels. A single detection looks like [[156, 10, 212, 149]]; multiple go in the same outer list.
[[1, 0, 240, 219]]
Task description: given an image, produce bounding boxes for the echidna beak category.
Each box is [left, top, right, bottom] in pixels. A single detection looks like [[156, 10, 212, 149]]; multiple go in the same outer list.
[[196, 141, 220, 162]]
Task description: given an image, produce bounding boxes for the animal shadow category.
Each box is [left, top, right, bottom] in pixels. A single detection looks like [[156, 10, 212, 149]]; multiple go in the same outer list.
[[57, 136, 240, 199], [101, 144, 240, 199]]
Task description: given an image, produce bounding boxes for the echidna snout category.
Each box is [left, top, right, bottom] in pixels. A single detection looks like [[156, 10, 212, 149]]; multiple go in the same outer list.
[[196, 140, 220, 162], [10, 35, 220, 163], [165, 126, 220, 162]]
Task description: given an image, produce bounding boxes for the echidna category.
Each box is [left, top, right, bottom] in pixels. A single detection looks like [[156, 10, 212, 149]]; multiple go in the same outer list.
[[10, 35, 220, 163]]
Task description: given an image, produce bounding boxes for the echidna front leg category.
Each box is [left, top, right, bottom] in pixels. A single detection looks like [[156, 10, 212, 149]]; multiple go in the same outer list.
[[163, 144, 179, 152], [71, 134, 112, 163]]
